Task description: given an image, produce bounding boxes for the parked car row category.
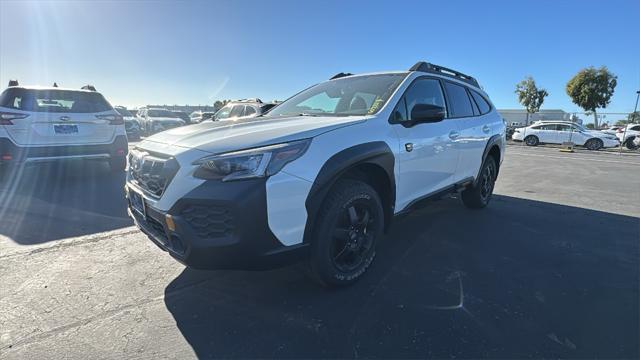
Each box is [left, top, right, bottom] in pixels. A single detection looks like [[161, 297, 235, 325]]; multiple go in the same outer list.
[[116, 99, 280, 138], [511, 121, 620, 150]]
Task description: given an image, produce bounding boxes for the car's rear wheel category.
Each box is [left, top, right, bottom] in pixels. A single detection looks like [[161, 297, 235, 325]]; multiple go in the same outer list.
[[109, 156, 127, 173], [309, 179, 383, 287], [624, 137, 638, 150], [462, 156, 497, 209], [585, 138, 603, 151], [524, 135, 539, 146]]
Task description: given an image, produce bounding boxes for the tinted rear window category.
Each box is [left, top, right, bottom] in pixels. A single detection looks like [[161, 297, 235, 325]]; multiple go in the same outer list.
[[444, 82, 474, 118], [0, 88, 112, 113], [470, 90, 491, 114]]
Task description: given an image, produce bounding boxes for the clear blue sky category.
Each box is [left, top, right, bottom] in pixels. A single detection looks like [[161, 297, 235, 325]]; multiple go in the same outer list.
[[1, 0, 638, 122]]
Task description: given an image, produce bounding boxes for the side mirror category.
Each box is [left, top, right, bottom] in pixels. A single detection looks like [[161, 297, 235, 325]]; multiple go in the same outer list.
[[411, 104, 445, 124]]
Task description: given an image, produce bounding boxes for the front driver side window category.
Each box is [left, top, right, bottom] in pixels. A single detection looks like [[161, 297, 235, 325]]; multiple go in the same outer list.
[[391, 78, 446, 123], [405, 79, 446, 120]]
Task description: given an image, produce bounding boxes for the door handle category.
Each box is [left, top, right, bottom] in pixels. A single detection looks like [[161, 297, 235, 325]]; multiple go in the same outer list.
[[482, 125, 491, 133], [449, 130, 460, 139], [59, 116, 70, 121]]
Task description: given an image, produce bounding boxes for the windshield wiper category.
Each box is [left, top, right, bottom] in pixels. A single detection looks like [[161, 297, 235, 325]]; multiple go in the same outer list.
[[297, 112, 319, 117]]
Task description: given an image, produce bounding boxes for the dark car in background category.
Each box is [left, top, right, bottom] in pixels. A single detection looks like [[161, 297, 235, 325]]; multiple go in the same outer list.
[[172, 110, 191, 124], [115, 106, 141, 141]]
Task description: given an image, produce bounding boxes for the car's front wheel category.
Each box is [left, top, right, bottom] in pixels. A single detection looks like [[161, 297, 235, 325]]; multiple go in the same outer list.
[[585, 138, 603, 151], [309, 179, 383, 287], [524, 135, 539, 146], [624, 137, 638, 150]]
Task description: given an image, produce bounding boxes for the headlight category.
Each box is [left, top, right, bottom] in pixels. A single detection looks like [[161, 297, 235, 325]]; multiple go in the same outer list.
[[193, 139, 311, 181]]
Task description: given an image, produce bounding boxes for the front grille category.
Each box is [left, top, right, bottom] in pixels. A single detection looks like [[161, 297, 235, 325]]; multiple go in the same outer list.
[[146, 215, 168, 242], [128, 150, 179, 198], [181, 205, 234, 239]]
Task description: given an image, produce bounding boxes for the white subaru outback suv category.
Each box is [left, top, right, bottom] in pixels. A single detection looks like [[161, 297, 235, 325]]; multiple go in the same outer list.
[[0, 82, 128, 180], [126, 62, 505, 286]]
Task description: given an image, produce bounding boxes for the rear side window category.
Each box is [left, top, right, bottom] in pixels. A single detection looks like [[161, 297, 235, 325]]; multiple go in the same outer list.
[[470, 90, 491, 114], [444, 82, 474, 118], [244, 106, 256, 116], [0, 88, 112, 113], [229, 105, 244, 118]]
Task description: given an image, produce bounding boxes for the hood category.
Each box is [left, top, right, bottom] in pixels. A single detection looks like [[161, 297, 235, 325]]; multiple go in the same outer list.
[[139, 115, 368, 154]]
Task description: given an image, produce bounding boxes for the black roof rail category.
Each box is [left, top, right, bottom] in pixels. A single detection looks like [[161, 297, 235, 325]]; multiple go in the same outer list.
[[409, 61, 479, 87], [330, 72, 353, 80], [8, 79, 19, 87], [81, 85, 96, 91]]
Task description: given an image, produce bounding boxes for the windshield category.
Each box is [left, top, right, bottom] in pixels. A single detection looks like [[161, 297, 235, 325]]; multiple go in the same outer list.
[[267, 74, 407, 117], [115, 108, 133, 117], [214, 105, 233, 120], [147, 109, 177, 118]]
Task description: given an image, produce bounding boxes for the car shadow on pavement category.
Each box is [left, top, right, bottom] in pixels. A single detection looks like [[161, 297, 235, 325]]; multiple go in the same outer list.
[[0, 161, 132, 245], [164, 195, 639, 359]]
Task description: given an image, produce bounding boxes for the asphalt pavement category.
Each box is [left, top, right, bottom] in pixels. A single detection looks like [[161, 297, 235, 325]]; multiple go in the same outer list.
[[0, 145, 638, 359]]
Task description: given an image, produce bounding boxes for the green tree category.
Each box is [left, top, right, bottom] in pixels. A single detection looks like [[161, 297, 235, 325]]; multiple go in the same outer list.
[[585, 123, 595, 129], [213, 99, 231, 111], [515, 76, 548, 125], [566, 66, 617, 128]]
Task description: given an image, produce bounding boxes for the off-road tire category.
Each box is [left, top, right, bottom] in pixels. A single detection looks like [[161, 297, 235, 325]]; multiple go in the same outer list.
[[462, 156, 497, 209], [309, 179, 384, 287]]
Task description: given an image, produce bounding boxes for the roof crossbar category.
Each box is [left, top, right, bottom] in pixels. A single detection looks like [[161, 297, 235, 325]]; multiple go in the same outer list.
[[409, 61, 479, 87]]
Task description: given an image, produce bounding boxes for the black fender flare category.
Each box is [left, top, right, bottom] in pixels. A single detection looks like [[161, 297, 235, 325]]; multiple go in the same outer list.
[[474, 134, 503, 186], [303, 141, 396, 243]]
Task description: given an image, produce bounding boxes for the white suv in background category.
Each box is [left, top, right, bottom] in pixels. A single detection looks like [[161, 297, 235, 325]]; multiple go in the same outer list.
[[616, 123, 640, 149], [137, 108, 185, 135], [512, 121, 619, 150], [213, 99, 277, 121], [126, 61, 505, 286], [0, 82, 128, 180]]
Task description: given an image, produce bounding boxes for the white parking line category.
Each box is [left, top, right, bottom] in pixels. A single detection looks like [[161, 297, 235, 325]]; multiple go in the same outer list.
[[506, 151, 640, 166]]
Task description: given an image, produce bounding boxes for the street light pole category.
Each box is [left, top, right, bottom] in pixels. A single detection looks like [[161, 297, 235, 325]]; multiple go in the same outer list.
[[619, 90, 640, 155]]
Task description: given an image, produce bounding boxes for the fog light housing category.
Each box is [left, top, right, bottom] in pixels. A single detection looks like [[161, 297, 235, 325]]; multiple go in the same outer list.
[[165, 214, 176, 231]]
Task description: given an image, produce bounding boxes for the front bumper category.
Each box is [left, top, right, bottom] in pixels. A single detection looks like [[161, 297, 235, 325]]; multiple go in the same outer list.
[[126, 178, 308, 270]]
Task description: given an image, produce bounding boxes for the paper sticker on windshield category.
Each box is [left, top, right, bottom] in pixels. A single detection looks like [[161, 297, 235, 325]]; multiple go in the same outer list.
[[368, 99, 384, 114]]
